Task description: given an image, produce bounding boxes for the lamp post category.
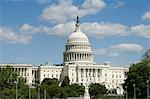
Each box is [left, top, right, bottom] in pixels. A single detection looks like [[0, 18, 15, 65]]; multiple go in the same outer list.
[[38, 88, 40, 99], [15, 79, 18, 99], [44, 90, 46, 99], [29, 86, 31, 99], [125, 86, 128, 99], [147, 80, 149, 99], [133, 84, 136, 99]]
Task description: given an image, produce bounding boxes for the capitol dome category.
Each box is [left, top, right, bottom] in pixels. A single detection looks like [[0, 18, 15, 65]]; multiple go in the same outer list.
[[63, 16, 94, 64], [67, 30, 89, 43]]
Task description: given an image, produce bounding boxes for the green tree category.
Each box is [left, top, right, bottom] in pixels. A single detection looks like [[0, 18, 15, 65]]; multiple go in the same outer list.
[[0, 65, 17, 90], [60, 76, 84, 98], [42, 78, 59, 85], [40, 78, 61, 99], [61, 76, 70, 87], [123, 49, 150, 98], [48, 83, 61, 98], [89, 83, 107, 99], [68, 84, 85, 97], [0, 65, 32, 99]]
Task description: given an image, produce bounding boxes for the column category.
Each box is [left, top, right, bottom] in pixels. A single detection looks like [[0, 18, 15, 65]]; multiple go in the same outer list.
[[74, 53, 76, 61], [95, 69, 98, 83], [69, 54, 70, 61], [84, 69, 86, 82], [77, 54, 79, 61], [72, 53, 74, 61], [67, 55, 69, 61], [19, 68, 21, 76], [80, 54, 81, 60], [23, 68, 24, 77], [70, 53, 72, 61], [25, 68, 27, 77]]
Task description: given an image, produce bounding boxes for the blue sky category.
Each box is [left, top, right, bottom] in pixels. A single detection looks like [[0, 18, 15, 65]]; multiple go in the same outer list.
[[0, 0, 150, 66]]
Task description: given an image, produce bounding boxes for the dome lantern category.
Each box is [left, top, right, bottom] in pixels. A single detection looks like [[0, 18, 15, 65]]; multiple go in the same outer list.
[[75, 16, 80, 32]]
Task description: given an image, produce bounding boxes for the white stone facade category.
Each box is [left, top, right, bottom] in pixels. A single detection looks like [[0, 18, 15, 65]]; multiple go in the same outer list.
[[0, 64, 33, 85], [0, 17, 129, 94]]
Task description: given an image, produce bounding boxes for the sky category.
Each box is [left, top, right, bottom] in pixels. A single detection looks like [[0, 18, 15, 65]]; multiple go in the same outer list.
[[0, 0, 150, 67]]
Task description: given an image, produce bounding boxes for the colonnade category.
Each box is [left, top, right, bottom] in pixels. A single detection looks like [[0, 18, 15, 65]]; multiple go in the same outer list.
[[80, 69, 101, 78], [14, 68, 28, 77], [64, 53, 93, 62], [66, 45, 91, 51]]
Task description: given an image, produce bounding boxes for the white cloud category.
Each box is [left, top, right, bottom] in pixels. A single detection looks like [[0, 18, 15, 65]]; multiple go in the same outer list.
[[94, 48, 107, 55], [111, 43, 143, 53], [142, 11, 150, 20], [94, 48, 119, 57], [20, 22, 130, 38], [110, 1, 124, 9], [49, 21, 75, 36], [0, 26, 32, 44], [36, 0, 52, 3], [20, 22, 75, 36], [41, 0, 106, 23], [81, 22, 130, 38], [131, 24, 150, 38], [15, 22, 149, 44], [20, 23, 47, 34], [107, 52, 119, 57], [94, 43, 143, 57]]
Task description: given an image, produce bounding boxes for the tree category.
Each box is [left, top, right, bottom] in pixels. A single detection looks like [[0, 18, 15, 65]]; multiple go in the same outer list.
[[48, 83, 61, 98], [61, 76, 70, 87], [0, 65, 17, 90], [89, 83, 107, 99], [143, 49, 150, 61], [42, 78, 59, 85], [123, 49, 150, 98], [60, 76, 84, 97], [40, 78, 61, 98], [68, 84, 85, 97], [0, 65, 31, 99]]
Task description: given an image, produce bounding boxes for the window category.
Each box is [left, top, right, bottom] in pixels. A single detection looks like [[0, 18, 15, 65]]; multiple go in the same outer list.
[[98, 69, 100, 73], [86, 69, 88, 77], [112, 85, 114, 88], [112, 74, 114, 78], [89, 72, 91, 77], [112, 80, 114, 83], [81, 69, 84, 77]]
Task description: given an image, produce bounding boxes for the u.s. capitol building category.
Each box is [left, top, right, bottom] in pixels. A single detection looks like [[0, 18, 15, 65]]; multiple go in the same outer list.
[[0, 17, 128, 94]]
